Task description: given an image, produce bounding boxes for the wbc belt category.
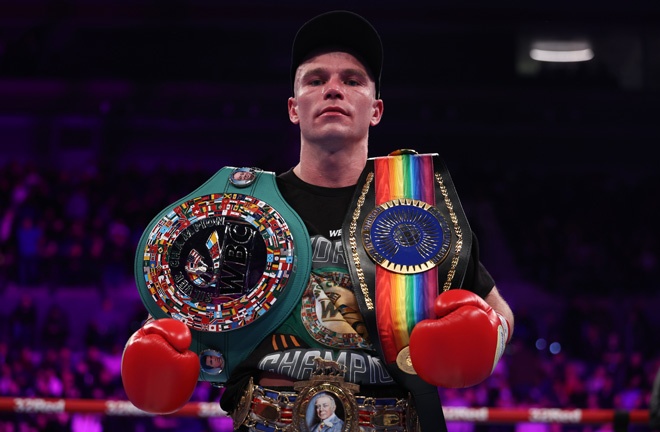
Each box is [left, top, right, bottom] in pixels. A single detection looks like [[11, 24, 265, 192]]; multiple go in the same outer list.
[[134, 167, 311, 384], [342, 150, 472, 431]]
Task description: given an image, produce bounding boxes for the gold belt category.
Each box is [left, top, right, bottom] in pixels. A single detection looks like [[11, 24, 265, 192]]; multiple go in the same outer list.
[[232, 378, 418, 431]]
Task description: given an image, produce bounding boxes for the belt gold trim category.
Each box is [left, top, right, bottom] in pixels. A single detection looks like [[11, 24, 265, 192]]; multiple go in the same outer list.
[[232, 378, 418, 431]]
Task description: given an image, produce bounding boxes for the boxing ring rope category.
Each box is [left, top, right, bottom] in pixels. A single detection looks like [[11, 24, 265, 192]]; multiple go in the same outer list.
[[0, 397, 226, 417], [0, 397, 650, 429]]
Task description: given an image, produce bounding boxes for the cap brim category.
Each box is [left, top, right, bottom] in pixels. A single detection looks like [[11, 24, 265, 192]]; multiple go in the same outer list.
[[291, 10, 383, 97]]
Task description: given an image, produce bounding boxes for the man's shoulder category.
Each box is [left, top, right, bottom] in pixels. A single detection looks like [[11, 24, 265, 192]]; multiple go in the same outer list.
[[332, 416, 344, 426]]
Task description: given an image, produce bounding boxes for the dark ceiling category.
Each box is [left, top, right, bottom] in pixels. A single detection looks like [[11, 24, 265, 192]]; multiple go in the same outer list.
[[0, 1, 659, 171]]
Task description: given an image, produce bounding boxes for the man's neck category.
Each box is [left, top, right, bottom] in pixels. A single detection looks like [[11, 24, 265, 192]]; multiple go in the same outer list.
[[294, 139, 368, 188]]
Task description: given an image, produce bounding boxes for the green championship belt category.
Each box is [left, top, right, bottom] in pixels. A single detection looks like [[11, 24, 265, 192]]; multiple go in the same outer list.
[[134, 167, 311, 384]]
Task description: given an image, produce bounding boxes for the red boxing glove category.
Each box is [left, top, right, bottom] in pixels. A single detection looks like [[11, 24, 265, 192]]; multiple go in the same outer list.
[[409, 289, 510, 388], [121, 318, 201, 414]]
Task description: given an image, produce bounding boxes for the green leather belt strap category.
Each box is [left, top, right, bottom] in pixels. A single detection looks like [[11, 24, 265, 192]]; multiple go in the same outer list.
[[134, 167, 311, 384]]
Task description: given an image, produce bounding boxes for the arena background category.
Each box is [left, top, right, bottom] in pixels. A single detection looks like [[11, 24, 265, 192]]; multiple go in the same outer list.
[[0, 1, 659, 431]]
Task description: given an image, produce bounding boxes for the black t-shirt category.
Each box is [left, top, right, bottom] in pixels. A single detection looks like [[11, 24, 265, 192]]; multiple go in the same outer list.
[[275, 169, 494, 299], [277, 169, 356, 239], [220, 168, 495, 412]]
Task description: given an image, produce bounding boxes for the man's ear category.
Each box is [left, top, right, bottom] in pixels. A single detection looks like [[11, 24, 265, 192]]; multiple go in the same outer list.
[[288, 97, 300, 124], [370, 99, 384, 126]]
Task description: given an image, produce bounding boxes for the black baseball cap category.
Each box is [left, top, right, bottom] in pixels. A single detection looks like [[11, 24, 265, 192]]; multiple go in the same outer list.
[[290, 10, 383, 98]]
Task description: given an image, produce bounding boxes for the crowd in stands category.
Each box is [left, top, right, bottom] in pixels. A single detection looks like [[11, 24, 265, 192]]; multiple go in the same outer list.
[[0, 159, 658, 432], [0, 160, 215, 292]]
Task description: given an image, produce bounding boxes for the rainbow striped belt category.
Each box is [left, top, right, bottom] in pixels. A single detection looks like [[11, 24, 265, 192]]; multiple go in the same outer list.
[[345, 150, 472, 373]]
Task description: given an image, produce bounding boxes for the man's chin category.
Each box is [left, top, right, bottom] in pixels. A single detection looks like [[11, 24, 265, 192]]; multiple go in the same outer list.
[[306, 129, 362, 148]]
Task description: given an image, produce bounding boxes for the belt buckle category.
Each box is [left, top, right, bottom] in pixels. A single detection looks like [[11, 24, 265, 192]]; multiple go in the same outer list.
[[372, 410, 403, 427], [252, 397, 282, 424], [290, 357, 360, 432], [231, 376, 255, 430]]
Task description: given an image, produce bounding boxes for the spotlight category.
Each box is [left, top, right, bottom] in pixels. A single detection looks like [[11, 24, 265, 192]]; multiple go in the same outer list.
[[530, 40, 594, 63], [535, 338, 547, 350], [549, 342, 562, 355]]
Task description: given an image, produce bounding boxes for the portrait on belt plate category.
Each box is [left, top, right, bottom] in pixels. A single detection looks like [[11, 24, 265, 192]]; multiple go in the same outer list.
[[292, 360, 359, 432], [199, 349, 225, 375], [307, 391, 345, 432]]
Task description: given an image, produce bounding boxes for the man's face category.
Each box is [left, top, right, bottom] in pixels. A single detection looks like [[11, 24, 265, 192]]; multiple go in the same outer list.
[[288, 50, 383, 149], [315, 395, 335, 420], [205, 355, 223, 369]]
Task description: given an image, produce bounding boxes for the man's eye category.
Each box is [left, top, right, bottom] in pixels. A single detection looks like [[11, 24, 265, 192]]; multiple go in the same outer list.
[[309, 79, 323, 86], [346, 79, 360, 86]]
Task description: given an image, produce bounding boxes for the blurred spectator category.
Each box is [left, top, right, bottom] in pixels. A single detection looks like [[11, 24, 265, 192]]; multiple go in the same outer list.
[[8, 294, 38, 347], [41, 304, 70, 350], [70, 413, 102, 432], [64, 184, 90, 222], [15, 214, 44, 286], [83, 298, 121, 352], [623, 303, 655, 357], [101, 219, 133, 294], [61, 220, 89, 287], [34, 366, 63, 397]]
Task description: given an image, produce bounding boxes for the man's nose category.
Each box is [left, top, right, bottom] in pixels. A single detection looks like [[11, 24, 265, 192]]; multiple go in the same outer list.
[[323, 79, 344, 99]]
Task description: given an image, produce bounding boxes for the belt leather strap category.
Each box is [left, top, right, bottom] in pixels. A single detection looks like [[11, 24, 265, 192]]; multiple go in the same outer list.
[[342, 152, 472, 431]]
